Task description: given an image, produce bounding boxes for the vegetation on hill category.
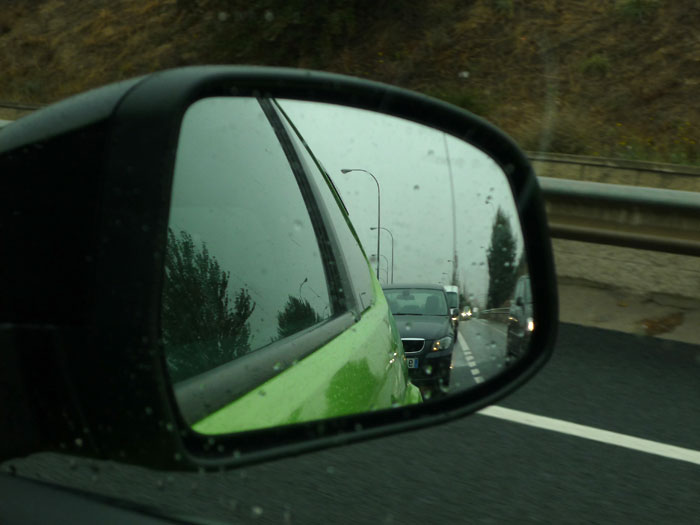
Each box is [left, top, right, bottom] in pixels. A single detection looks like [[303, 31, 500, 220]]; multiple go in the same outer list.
[[1, 0, 698, 164]]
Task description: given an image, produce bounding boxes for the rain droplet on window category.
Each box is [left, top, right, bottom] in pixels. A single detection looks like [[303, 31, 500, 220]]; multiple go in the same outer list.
[[251, 506, 264, 518], [413, 185, 420, 190]]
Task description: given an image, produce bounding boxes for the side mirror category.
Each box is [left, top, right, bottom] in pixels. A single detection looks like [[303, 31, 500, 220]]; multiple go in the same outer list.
[[0, 66, 557, 471]]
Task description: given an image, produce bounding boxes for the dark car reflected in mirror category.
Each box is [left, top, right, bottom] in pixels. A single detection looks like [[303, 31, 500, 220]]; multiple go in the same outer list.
[[164, 96, 534, 434]]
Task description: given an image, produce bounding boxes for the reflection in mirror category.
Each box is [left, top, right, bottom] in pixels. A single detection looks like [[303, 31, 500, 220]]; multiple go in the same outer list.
[[162, 96, 532, 435], [281, 99, 531, 399]]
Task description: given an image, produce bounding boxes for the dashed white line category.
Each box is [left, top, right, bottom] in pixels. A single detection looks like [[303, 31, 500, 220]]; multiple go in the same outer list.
[[478, 406, 700, 467], [457, 331, 484, 384]]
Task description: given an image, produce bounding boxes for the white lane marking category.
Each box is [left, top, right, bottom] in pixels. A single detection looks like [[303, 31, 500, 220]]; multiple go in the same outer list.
[[457, 332, 484, 384], [478, 406, 700, 467]]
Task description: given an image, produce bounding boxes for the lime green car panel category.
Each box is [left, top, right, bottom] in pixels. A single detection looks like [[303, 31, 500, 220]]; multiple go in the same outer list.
[[193, 274, 421, 435]]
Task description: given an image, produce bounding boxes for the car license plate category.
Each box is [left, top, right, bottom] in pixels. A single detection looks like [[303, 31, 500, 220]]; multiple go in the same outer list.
[[407, 358, 419, 369]]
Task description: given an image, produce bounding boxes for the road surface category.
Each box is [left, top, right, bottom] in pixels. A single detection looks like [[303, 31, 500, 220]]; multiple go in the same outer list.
[[5, 323, 700, 524]]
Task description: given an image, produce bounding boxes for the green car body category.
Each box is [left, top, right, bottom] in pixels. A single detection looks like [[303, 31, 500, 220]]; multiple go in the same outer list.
[[193, 275, 422, 434]]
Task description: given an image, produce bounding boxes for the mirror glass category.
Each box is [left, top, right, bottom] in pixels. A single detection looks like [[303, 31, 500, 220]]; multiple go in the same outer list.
[[162, 96, 532, 435]]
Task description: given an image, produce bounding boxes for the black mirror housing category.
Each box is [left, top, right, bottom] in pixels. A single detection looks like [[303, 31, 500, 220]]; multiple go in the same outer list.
[[0, 66, 558, 471]]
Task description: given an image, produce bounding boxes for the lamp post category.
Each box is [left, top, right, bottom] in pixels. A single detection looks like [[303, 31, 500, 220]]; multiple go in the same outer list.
[[341, 168, 381, 280], [371, 254, 390, 284], [370, 226, 394, 283]]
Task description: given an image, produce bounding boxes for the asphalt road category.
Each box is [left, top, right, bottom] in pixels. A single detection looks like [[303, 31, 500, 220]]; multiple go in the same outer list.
[[6, 323, 700, 524], [450, 317, 509, 390]]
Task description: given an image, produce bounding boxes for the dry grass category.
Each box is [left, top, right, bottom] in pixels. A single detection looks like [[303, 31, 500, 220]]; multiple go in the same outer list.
[[1, 0, 698, 165]]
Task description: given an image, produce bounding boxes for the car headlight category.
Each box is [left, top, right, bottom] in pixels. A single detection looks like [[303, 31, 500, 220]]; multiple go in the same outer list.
[[432, 336, 453, 352]]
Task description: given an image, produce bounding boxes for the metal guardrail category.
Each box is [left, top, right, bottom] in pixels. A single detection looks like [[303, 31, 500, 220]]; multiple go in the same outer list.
[[539, 177, 700, 257]]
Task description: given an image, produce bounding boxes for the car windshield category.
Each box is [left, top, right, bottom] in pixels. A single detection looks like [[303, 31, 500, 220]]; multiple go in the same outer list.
[[384, 289, 449, 316]]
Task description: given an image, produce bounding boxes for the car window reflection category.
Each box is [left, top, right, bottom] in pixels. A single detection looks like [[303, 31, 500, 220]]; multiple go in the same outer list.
[[163, 97, 333, 383]]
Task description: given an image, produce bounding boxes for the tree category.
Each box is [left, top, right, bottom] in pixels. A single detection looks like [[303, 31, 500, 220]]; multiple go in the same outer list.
[[277, 295, 321, 340], [485, 208, 518, 309], [162, 228, 255, 383]]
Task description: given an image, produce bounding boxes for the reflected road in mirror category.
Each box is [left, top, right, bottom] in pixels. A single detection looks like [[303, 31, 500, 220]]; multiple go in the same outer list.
[[164, 96, 533, 434]]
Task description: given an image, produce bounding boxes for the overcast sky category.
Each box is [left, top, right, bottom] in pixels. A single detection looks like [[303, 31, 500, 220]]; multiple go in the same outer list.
[[279, 99, 524, 306]]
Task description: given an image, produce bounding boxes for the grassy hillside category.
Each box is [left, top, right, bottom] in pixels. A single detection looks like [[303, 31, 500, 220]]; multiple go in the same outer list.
[[1, 0, 698, 164]]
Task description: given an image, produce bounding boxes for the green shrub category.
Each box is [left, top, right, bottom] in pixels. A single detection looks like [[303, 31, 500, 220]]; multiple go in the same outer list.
[[580, 54, 610, 77], [615, 0, 661, 21]]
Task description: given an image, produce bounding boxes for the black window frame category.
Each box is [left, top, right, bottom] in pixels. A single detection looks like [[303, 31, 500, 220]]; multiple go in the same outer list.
[[270, 98, 375, 316]]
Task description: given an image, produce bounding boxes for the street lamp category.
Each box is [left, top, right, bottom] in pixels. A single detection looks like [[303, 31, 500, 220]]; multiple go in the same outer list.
[[371, 254, 390, 284], [341, 168, 381, 280], [370, 226, 394, 283]]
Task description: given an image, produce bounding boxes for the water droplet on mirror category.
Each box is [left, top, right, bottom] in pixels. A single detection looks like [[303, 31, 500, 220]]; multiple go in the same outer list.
[[74, 438, 83, 448], [144, 406, 153, 415], [258, 389, 267, 397], [292, 219, 303, 231], [405, 323, 412, 331], [326, 466, 336, 474], [251, 505, 264, 518], [273, 362, 283, 371], [413, 185, 420, 190]]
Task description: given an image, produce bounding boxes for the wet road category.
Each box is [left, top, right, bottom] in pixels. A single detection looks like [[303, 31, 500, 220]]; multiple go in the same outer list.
[[5, 324, 700, 524], [450, 317, 509, 390]]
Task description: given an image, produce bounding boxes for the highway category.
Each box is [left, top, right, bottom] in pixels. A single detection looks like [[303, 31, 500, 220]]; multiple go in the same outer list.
[[5, 323, 700, 523], [450, 317, 509, 390]]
